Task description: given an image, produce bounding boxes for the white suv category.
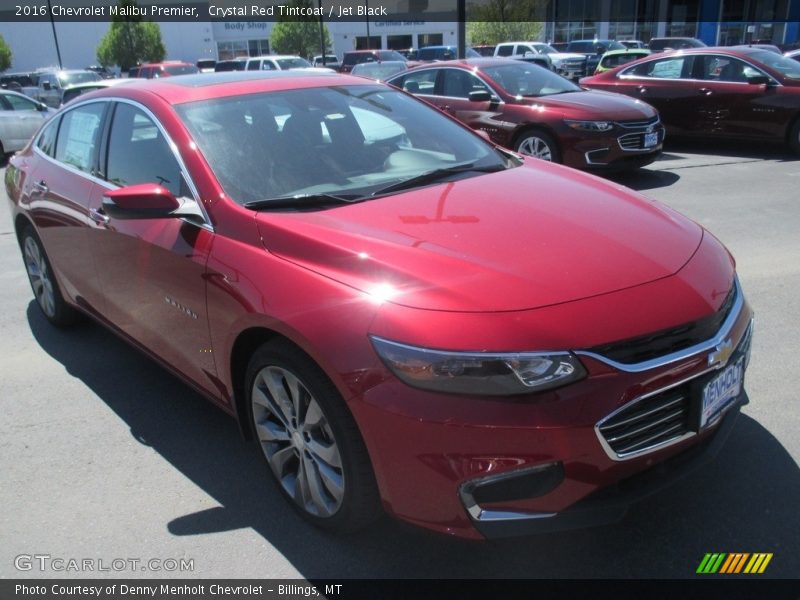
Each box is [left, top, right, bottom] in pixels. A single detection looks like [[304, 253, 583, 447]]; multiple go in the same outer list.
[[245, 55, 313, 71], [494, 42, 587, 79]]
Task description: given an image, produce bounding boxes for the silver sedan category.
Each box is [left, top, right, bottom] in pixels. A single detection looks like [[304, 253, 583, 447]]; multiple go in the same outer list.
[[0, 90, 53, 156]]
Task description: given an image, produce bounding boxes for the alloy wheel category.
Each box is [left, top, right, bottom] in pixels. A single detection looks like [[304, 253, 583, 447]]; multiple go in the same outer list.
[[517, 136, 554, 161], [24, 235, 56, 318], [251, 365, 345, 517]]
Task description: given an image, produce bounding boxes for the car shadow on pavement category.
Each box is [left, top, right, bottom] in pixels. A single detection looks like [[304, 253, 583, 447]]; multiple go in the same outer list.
[[605, 168, 681, 192], [663, 138, 800, 162], [28, 304, 800, 579]]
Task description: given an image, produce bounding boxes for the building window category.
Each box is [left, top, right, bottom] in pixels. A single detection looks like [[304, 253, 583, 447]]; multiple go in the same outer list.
[[387, 34, 413, 50], [217, 39, 269, 61], [417, 33, 443, 47], [355, 36, 382, 50]]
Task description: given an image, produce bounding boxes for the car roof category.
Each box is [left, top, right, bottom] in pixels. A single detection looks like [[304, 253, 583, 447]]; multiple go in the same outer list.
[[77, 70, 372, 105], [247, 55, 304, 60], [140, 61, 194, 67]]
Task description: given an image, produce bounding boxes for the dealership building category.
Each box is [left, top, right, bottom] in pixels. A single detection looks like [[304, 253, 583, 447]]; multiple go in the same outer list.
[[0, 0, 798, 73]]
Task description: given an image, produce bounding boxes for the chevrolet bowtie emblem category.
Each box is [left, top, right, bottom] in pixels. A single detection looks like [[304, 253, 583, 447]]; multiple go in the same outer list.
[[709, 338, 734, 367]]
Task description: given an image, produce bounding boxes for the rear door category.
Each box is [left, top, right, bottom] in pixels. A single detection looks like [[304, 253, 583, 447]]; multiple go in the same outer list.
[[617, 54, 701, 134], [88, 101, 217, 393]]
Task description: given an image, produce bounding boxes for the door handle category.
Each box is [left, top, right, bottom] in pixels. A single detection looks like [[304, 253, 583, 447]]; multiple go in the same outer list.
[[89, 207, 109, 226], [32, 180, 48, 195], [699, 88, 713, 96]]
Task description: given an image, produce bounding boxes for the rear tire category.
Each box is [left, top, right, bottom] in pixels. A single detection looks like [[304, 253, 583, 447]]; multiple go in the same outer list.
[[20, 225, 79, 327], [245, 340, 382, 532]]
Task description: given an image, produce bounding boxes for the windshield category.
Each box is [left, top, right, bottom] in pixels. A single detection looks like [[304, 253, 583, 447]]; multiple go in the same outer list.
[[277, 57, 312, 69], [483, 62, 581, 96], [176, 85, 508, 206], [749, 50, 800, 79], [59, 72, 101, 86], [379, 51, 407, 62]]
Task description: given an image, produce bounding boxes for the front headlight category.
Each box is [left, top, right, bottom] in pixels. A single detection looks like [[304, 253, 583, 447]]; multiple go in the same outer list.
[[370, 336, 586, 396], [564, 119, 614, 132]]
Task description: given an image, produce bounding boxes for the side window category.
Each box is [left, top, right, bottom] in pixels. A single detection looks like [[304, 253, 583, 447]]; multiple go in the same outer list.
[[106, 103, 186, 198], [441, 69, 489, 98], [5, 94, 39, 111], [700, 56, 762, 83], [247, 61, 260, 71], [36, 115, 60, 157], [54, 103, 105, 173], [396, 69, 438, 95], [496, 45, 513, 57], [626, 56, 694, 79], [519, 45, 535, 56], [262, 61, 276, 71]]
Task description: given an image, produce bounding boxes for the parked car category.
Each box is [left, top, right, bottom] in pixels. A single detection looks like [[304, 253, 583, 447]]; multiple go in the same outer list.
[[0, 90, 52, 156], [350, 60, 408, 81], [595, 48, 651, 74], [214, 59, 248, 72], [1, 72, 37, 93], [471, 44, 496, 57], [6, 70, 753, 540], [387, 58, 664, 171], [313, 55, 341, 70], [417, 45, 481, 62], [619, 40, 646, 49], [339, 50, 412, 73], [86, 65, 116, 79], [580, 47, 800, 153], [32, 70, 102, 107], [648, 37, 706, 52], [494, 42, 583, 77], [136, 62, 199, 79], [396, 48, 418, 60], [246, 55, 314, 71], [60, 79, 137, 106], [566, 39, 627, 75], [196, 59, 217, 73]]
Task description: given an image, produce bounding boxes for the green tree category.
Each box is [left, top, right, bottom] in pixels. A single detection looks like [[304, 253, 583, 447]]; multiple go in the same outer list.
[[270, 0, 332, 59], [96, 0, 166, 71], [0, 34, 12, 72], [466, 0, 546, 45]]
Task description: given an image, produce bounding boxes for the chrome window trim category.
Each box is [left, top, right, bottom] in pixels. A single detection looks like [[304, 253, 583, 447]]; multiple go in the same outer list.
[[618, 55, 782, 86], [594, 316, 753, 462], [576, 277, 744, 373], [32, 96, 214, 232], [459, 463, 559, 522]]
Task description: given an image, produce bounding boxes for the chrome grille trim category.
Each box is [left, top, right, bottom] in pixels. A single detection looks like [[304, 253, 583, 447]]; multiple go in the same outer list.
[[577, 278, 744, 373], [615, 116, 660, 129]]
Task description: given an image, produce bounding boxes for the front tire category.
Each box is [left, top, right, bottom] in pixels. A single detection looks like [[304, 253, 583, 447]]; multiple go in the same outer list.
[[514, 129, 561, 163], [245, 340, 381, 532], [21, 225, 79, 326]]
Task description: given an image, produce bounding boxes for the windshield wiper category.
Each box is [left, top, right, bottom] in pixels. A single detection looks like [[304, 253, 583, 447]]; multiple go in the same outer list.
[[244, 193, 363, 210], [371, 163, 507, 197]]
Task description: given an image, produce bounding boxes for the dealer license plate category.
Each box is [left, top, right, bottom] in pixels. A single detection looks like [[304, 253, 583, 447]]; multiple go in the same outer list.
[[644, 132, 659, 148], [700, 357, 744, 428]]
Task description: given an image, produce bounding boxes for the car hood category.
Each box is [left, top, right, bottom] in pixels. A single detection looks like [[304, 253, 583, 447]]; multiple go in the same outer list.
[[520, 90, 657, 120], [256, 163, 702, 313]]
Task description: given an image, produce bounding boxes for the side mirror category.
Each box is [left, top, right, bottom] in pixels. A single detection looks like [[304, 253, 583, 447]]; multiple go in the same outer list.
[[42, 81, 51, 91], [746, 74, 770, 85], [37, 102, 48, 112], [102, 184, 181, 220], [468, 90, 492, 102]]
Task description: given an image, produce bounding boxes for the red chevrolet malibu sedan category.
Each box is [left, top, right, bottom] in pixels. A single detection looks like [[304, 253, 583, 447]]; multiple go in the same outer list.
[[386, 58, 665, 171], [580, 47, 800, 152], [6, 71, 753, 539]]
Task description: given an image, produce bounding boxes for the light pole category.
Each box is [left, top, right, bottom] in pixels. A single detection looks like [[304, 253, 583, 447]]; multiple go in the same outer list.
[[318, 0, 325, 65], [45, 0, 63, 69]]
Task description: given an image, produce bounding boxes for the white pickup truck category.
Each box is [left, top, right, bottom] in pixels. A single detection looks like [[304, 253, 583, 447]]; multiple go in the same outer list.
[[24, 70, 103, 108]]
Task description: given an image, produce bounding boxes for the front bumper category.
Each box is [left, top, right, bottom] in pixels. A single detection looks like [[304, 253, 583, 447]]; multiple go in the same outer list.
[[562, 122, 666, 171]]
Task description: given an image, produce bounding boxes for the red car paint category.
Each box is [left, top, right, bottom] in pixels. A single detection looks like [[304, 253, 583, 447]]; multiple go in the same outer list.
[[6, 72, 752, 539], [580, 47, 800, 148]]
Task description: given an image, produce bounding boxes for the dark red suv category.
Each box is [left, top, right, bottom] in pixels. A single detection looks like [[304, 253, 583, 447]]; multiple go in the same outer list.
[[7, 72, 752, 539]]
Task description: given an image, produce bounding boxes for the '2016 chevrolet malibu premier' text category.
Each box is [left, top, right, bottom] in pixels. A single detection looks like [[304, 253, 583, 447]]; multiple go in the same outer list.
[[6, 71, 753, 539]]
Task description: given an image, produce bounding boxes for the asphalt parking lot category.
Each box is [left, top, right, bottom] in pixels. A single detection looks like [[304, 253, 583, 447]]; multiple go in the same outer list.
[[1, 139, 798, 580]]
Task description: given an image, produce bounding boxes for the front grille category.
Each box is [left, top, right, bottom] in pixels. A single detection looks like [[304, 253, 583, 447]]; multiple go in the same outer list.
[[618, 129, 663, 151], [588, 283, 737, 365], [616, 116, 660, 129], [598, 384, 691, 457]]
